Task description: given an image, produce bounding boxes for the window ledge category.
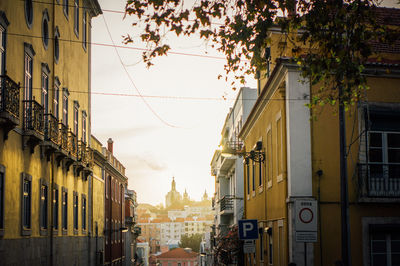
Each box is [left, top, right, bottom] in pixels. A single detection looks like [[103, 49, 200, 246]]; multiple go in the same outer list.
[[258, 186, 264, 193], [62, 229, 67, 235], [40, 228, 48, 236], [252, 191, 256, 197], [21, 228, 32, 236], [277, 174, 283, 183], [267, 181, 272, 189]]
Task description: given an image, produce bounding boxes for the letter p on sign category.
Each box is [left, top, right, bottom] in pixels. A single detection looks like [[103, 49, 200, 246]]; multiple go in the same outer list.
[[238, 219, 258, 240]]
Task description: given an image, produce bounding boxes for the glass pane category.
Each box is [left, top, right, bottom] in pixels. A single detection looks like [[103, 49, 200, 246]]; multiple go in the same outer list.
[[370, 133, 383, 147], [389, 165, 400, 179], [372, 240, 387, 253], [388, 149, 400, 163], [370, 165, 384, 178], [392, 240, 400, 252], [369, 149, 383, 162], [372, 232, 386, 240], [372, 254, 387, 266], [388, 133, 400, 148], [392, 253, 400, 266], [393, 233, 400, 241]]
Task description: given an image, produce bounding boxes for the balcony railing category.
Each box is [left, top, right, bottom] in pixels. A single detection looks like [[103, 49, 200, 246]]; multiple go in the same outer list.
[[220, 195, 234, 212], [44, 113, 59, 144], [78, 140, 89, 165], [58, 123, 68, 151], [0, 75, 20, 122], [68, 131, 78, 158], [358, 163, 400, 198], [23, 100, 44, 135]]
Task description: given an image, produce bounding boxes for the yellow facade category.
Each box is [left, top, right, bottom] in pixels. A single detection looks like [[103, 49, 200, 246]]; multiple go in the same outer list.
[[240, 26, 400, 266], [0, 0, 102, 264]]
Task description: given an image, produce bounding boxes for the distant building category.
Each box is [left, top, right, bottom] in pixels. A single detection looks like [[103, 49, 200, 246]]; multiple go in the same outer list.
[[156, 248, 199, 266], [137, 241, 150, 266], [165, 177, 182, 208]]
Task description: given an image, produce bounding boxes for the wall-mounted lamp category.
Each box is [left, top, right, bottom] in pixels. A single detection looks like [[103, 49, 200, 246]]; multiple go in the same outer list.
[[222, 140, 265, 164]]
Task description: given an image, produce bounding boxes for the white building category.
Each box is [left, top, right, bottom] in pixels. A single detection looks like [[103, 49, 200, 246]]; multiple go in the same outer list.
[[160, 222, 184, 245]]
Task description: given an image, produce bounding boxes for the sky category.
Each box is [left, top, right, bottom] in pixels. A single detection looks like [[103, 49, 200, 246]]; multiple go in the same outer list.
[[90, 0, 257, 205], [90, 0, 399, 206]]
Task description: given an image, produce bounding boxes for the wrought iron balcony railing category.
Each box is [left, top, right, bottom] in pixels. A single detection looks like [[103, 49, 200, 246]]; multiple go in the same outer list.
[[0, 75, 20, 121], [78, 140, 89, 165], [23, 100, 44, 135], [219, 195, 234, 212], [58, 123, 68, 151], [358, 163, 400, 198], [44, 113, 59, 144], [68, 131, 78, 158]]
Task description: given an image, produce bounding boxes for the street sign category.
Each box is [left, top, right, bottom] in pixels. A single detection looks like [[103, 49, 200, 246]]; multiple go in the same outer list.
[[295, 199, 318, 242], [243, 240, 256, 254], [238, 219, 258, 240]]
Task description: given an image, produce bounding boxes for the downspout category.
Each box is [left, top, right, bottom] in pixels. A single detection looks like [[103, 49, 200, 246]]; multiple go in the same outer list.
[[50, 1, 56, 265]]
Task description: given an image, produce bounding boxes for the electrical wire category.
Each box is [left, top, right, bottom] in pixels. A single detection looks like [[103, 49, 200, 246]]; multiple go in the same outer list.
[[101, 13, 180, 128]]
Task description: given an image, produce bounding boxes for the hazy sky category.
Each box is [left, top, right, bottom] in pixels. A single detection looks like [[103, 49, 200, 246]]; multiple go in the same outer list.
[[91, 0, 257, 205], [91, 0, 398, 205]]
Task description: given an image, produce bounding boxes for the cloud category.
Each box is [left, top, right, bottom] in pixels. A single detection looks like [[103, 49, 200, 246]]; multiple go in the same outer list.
[[123, 154, 168, 172]]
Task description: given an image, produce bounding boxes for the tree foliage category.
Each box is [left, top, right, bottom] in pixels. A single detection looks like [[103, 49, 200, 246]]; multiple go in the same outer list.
[[179, 233, 203, 252], [124, 0, 399, 107]]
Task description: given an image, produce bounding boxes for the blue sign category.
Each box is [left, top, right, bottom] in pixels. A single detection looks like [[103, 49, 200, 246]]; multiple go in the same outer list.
[[238, 219, 259, 240]]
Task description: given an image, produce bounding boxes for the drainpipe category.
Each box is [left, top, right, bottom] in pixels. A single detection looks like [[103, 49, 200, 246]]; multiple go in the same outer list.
[[50, 1, 56, 265]]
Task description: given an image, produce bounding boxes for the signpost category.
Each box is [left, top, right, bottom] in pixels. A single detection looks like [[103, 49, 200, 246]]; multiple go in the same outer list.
[[238, 219, 258, 255]]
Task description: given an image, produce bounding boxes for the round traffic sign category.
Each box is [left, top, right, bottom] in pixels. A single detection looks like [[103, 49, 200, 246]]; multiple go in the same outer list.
[[299, 208, 313, 224]]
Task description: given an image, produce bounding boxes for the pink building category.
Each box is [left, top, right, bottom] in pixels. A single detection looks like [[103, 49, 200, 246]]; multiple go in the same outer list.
[[156, 248, 198, 266]]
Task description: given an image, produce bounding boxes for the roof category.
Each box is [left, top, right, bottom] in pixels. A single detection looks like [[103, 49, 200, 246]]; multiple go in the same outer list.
[[156, 248, 198, 259]]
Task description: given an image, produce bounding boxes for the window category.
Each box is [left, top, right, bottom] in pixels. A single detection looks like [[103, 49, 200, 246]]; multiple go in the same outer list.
[[82, 111, 87, 143], [82, 11, 87, 50], [53, 184, 59, 230], [276, 115, 283, 179], [268, 234, 273, 265], [246, 160, 250, 196], [0, 12, 9, 76], [40, 179, 48, 234], [42, 9, 49, 49], [24, 43, 35, 101], [63, 0, 69, 18], [365, 109, 400, 197], [267, 126, 273, 187], [81, 194, 86, 231], [41, 63, 50, 114], [252, 161, 255, 193], [62, 88, 69, 126], [24, 0, 33, 28], [73, 191, 78, 232], [74, 0, 79, 37], [21, 173, 32, 235], [53, 77, 60, 119], [62, 187, 68, 232], [0, 165, 5, 235], [370, 227, 400, 266], [54, 27, 60, 63], [73, 101, 79, 135]]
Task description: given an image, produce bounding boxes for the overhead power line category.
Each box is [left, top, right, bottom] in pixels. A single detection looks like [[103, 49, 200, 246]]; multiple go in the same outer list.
[[6, 32, 227, 61]]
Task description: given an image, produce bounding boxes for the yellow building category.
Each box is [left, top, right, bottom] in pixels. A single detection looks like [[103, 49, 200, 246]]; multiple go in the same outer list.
[[238, 12, 400, 266], [0, 0, 102, 264]]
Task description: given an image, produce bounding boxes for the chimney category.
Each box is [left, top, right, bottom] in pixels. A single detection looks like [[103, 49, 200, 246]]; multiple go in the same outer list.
[[107, 138, 113, 154]]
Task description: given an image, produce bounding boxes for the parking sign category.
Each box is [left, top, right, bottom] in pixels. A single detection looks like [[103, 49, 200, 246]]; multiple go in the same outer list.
[[238, 219, 258, 240]]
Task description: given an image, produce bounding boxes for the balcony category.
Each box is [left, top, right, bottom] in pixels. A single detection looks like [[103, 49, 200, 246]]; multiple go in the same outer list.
[[74, 141, 93, 179], [55, 123, 69, 166], [219, 195, 234, 215], [41, 113, 59, 159], [23, 100, 44, 152], [358, 163, 400, 201], [68, 131, 78, 159], [0, 75, 20, 139]]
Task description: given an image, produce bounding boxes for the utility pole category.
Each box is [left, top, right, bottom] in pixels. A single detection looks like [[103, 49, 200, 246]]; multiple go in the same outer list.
[[338, 85, 351, 266]]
